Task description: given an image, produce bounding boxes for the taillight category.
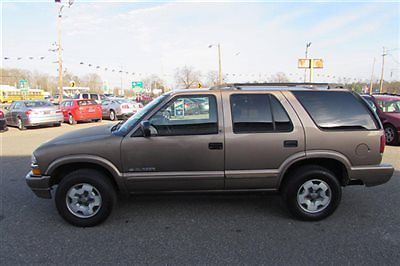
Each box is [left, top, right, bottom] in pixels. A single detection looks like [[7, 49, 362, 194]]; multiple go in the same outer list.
[[0, 110, 4, 118], [25, 109, 32, 116], [380, 134, 386, 154]]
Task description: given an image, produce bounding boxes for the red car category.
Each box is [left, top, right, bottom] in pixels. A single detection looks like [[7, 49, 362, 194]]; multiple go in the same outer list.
[[60, 99, 102, 125], [362, 94, 400, 145]]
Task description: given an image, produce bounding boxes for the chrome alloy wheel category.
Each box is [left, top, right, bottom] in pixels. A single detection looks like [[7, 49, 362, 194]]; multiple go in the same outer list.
[[297, 179, 331, 213], [385, 126, 395, 143], [66, 183, 102, 218]]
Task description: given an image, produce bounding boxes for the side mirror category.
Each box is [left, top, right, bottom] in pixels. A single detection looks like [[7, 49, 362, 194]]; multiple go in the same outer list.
[[140, 120, 151, 137], [4, 106, 9, 110]]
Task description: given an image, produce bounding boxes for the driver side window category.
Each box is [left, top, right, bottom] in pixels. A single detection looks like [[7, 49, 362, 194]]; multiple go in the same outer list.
[[148, 95, 218, 136]]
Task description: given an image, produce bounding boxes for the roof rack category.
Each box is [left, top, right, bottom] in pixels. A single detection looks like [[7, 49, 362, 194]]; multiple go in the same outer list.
[[210, 82, 343, 90]]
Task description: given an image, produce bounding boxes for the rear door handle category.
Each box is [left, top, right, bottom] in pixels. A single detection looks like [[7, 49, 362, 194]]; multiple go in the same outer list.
[[284, 140, 298, 148], [209, 142, 223, 150]]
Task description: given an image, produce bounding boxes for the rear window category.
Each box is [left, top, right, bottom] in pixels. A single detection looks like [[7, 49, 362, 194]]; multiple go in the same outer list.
[[78, 100, 97, 106], [24, 101, 52, 108], [293, 91, 379, 130]]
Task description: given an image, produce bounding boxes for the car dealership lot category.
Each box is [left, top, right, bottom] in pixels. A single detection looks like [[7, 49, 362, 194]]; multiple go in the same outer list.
[[1, 123, 399, 264]]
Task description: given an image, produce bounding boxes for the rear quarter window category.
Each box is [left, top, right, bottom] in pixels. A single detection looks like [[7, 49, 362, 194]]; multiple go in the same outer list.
[[293, 91, 379, 130]]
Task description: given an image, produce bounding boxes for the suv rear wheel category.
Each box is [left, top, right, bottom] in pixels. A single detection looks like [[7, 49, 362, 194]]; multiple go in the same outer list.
[[282, 165, 341, 221], [55, 169, 117, 227]]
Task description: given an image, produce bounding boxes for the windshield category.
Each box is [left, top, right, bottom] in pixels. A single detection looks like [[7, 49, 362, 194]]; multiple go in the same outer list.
[[116, 94, 169, 135], [24, 101, 53, 108], [377, 99, 400, 113]]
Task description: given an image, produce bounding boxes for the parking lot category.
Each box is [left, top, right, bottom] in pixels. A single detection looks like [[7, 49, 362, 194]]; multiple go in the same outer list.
[[1, 122, 399, 264]]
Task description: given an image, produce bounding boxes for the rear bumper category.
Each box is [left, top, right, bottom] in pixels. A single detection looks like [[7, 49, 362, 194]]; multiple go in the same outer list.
[[25, 171, 52, 199], [75, 113, 102, 121], [26, 114, 63, 126], [349, 164, 394, 187]]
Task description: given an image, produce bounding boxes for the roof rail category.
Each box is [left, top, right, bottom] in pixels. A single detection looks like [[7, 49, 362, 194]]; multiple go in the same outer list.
[[210, 82, 343, 90], [232, 82, 329, 87]]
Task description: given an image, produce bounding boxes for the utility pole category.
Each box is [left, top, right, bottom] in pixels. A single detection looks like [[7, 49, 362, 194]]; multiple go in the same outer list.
[[379, 47, 387, 93], [369, 57, 376, 94], [304, 42, 311, 82]]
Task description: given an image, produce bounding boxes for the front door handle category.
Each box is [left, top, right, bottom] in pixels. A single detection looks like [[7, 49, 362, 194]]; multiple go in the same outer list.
[[284, 140, 298, 148], [209, 142, 223, 150]]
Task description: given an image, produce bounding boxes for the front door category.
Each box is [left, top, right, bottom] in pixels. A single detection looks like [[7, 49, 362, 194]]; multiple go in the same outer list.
[[121, 93, 225, 192]]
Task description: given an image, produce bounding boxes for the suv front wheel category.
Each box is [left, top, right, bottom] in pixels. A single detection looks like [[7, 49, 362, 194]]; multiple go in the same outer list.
[[282, 165, 341, 221], [55, 169, 117, 227]]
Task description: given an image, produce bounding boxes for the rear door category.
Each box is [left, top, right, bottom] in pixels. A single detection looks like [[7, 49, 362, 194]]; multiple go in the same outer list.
[[121, 92, 225, 192], [223, 91, 305, 189]]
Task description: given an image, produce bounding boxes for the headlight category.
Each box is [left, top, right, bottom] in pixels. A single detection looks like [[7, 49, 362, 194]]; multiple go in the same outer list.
[[31, 154, 41, 175], [31, 154, 38, 167]]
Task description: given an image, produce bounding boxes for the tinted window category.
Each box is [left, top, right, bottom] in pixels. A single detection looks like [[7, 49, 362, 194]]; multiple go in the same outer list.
[[91, 94, 99, 101], [230, 94, 293, 133], [78, 100, 97, 106], [293, 91, 378, 130], [148, 95, 218, 136]]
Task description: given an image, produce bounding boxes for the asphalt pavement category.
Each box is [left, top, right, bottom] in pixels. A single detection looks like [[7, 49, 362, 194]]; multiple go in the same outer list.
[[1, 122, 399, 265]]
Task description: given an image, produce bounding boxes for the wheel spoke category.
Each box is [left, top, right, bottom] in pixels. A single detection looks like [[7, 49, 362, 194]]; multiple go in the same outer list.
[[66, 183, 102, 218]]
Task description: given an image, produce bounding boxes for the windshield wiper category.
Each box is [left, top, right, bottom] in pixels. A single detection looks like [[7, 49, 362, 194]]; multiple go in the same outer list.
[[111, 121, 124, 132]]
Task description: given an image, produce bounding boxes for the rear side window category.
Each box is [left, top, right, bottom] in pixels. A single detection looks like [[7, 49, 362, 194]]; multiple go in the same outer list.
[[230, 94, 293, 133], [293, 91, 379, 130], [91, 94, 99, 101]]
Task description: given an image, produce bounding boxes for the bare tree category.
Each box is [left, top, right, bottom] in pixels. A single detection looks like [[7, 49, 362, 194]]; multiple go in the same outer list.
[[269, 72, 289, 82], [174, 66, 202, 89]]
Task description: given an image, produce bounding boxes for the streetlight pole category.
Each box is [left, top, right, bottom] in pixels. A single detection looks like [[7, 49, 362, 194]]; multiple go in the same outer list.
[[304, 42, 311, 82], [57, 5, 63, 104], [209, 43, 223, 85], [369, 57, 376, 94], [55, 0, 73, 104]]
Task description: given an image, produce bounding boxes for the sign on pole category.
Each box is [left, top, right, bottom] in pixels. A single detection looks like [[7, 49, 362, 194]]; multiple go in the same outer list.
[[132, 81, 144, 93], [298, 59, 324, 69]]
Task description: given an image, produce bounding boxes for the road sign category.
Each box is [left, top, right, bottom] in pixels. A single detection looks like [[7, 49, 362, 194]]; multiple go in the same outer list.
[[132, 81, 143, 89], [298, 59, 324, 69]]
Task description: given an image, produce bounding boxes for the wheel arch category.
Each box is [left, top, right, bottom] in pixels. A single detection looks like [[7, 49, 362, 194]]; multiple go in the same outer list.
[[279, 154, 350, 189], [46, 155, 127, 194]]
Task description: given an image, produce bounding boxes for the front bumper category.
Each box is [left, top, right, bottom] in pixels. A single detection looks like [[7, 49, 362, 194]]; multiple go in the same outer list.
[[349, 164, 394, 187], [25, 171, 52, 199]]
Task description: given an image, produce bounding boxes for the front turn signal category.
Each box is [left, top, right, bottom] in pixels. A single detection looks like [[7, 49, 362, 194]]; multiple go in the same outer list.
[[32, 168, 42, 176]]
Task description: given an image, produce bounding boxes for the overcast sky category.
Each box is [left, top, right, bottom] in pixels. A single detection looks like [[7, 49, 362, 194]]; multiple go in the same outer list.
[[1, 0, 399, 88]]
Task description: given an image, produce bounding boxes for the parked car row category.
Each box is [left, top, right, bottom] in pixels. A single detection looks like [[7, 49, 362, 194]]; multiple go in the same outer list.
[[1, 97, 144, 131], [361, 93, 400, 145]]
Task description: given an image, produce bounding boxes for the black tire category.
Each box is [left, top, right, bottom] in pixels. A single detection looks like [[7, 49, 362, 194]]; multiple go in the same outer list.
[[17, 117, 26, 130], [282, 165, 341, 221], [68, 114, 77, 125], [384, 124, 398, 145], [55, 169, 117, 227], [109, 110, 117, 121]]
